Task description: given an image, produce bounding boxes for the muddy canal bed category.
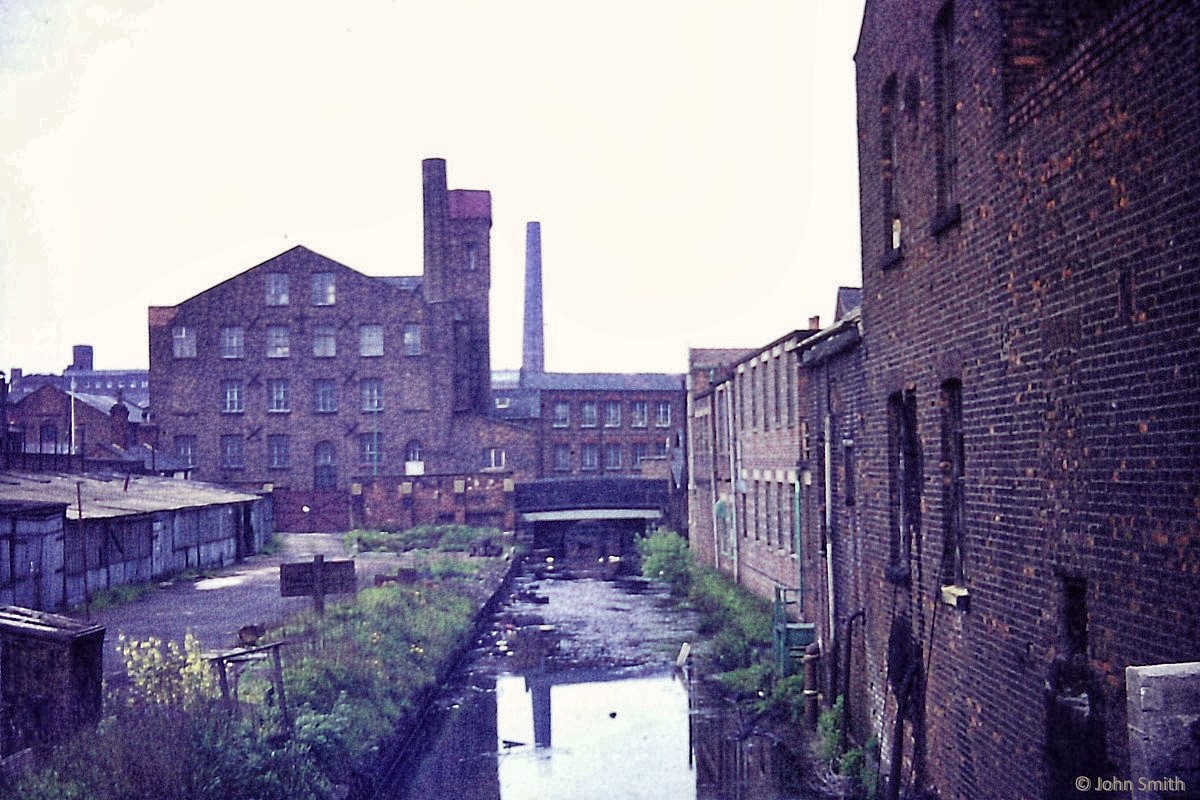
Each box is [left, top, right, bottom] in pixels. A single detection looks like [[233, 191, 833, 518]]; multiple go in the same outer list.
[[382, 564, 830, 800]]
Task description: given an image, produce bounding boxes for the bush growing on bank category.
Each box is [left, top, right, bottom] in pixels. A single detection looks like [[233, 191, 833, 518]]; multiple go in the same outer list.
[[0, 541, 501, 800]]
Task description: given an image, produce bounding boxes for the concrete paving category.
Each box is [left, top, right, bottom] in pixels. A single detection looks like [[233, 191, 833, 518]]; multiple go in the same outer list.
[[75, 533, 408, 682]]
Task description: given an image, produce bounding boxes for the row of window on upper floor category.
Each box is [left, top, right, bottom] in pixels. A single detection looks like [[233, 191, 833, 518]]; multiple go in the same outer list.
[[262, 272, 336, 307], [177, 432, 504, 476], [217, 377, 388, 414], [711, 354, 800, 434], [550, 400, 672, 429], [552, 440, 667, 472], [878, 0, 961, 266], [172, 323, 421, 359]]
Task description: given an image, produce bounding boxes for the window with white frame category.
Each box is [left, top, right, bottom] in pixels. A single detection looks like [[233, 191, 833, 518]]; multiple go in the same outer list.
[[581, 401, 598, 428], [265, 273, 289, 306], [632, 442, 649, 467], [655, 401, 671, 427], [631, 401, 648, 428], [483, 447, 506, 469], [314, 379, 337, 413], [311, 272, 335, 305], [360, 324, 383, 357], [268, 435, 290, 468], [313, 325, 336, 358], [554, 444, 571, 471], [553, 402, 570, 428], [175, 435, 197, 467], [220, 435, 244, 469], [360, 432, 382, 468], [222, 380, 244, 413], [314, 441, 337, 489], [220, 326, 244, 359], [580, 444, 599, 471], [403, 323, 422, 356], [604, 443, 622, 471], [361, 378, 383, 411], [173, 326, 196, 358], [266, 326, 290, 358], [405, 440, 423, 463], [604, 401, 621, 427], [267, 379, 290, 413]]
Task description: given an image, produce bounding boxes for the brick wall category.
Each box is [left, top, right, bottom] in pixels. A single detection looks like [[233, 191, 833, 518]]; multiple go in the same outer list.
[[855, 1, 1200, 797]]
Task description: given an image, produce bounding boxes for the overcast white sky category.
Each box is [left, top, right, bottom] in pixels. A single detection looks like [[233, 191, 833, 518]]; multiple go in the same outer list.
[[1, 0, 866, 376]]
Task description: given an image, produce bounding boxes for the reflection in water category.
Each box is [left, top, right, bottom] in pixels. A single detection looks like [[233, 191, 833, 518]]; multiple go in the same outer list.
[[395, 666, 818, 800]]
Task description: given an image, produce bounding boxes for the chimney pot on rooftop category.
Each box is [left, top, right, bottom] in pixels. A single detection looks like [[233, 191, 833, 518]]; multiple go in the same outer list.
[[809, 316, 821, 330]]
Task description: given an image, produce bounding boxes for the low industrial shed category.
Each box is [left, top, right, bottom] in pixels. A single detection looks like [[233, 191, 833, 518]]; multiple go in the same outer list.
[[0, 472, 272, 611]]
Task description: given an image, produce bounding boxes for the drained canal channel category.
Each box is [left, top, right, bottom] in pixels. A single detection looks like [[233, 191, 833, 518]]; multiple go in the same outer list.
[[381, 561, 831, 800]]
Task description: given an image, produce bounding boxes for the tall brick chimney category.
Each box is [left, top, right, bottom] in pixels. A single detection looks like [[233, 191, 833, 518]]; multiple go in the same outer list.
[[522, 221, 545, 379], [422, 158, 450, 303]]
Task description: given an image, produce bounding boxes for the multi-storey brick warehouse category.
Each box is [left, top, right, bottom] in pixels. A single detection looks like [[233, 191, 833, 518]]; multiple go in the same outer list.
[[854, 2, 1200, 798], [150, 159, 534, 531]]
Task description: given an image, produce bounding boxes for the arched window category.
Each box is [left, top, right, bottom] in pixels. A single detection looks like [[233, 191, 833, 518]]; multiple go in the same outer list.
[[314, 441, 337, 490]]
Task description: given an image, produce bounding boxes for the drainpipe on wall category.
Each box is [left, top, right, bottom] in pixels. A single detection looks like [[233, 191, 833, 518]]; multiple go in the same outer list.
[[69, 376, 77, 462], [725, 385, 740, 585], [824, 412, 836, 655]]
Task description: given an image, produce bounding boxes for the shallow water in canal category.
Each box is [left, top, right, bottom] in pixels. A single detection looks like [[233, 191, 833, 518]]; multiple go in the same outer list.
[[387, 570, 825, 800]]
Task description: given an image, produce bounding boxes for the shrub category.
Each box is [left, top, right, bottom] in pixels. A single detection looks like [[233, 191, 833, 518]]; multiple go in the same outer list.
[[638, 529, 693, 595]]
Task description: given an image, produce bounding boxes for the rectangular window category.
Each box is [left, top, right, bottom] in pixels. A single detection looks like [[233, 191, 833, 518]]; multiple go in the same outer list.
[[313, 325, 336, 358], [843, 439, 857, 507], [934, 2, 959, 219], [174, 435, 197, 467], [941, 379, 966, 585], [314, 379, 338, 413], [361, 378, 383, 412], [360, 432, 382, 468], [311, 272, 335, 305], [750, 366, 758, 428], [220, 435, 244, 469], [360, 324, 384, 357], [774, 359, 782, 428], [604, 443, 622, 471], [466, 242, 478, 270], [888, 390, 920, 582], [553, 402, 570, 428], [581, 401, 598, 428], [403, 323, 422, 356], [483, 447, 507, 469], [268, 435, 290, 469], [655, 401, 671, 427], [580, 444, 599, 472], [631, 401, 648, 428], [220, 326, 245, 359], [267, 379, 290, 413], [632, 442, 649, 467], [173, 326, 196, 358], [222, 380, 244, 413], [265, 273, 289, 306], [882, 75, 901, 253], [554, 444, 572, 472], [604, 401, 621, 427], [267, 326, 290, 358]]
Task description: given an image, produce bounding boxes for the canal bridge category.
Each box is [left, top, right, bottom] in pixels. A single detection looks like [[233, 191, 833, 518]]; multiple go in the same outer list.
[[513, 477, 673, 569]]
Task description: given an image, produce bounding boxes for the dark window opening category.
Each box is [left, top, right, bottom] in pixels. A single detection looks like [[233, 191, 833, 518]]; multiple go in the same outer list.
[[933, 2, 961, 233], [940, 379, 966, 585], [887, 389, 920, 583]]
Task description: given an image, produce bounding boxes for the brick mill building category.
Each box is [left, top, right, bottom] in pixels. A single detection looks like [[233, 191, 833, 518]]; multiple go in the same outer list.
[[853, 1, 1200, 798], [149, 159, 535, 532]]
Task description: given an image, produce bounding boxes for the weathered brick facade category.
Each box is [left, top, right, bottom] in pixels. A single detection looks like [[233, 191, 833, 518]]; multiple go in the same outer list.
[[855, 1, 1200, 797], [149, 159, 536, 531]]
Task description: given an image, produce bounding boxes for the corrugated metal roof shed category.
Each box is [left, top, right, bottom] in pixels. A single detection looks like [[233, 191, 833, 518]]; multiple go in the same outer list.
[[0, 471, 262, 520]]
